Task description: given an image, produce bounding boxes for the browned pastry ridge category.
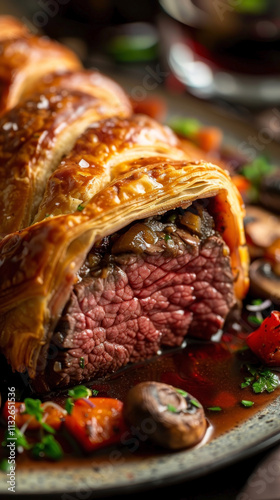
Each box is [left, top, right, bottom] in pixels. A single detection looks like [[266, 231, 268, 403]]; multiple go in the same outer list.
[[0, 73, 132, 237], [0, 17, 81, 115], [0, 16, 250, 391], [0, 15, 30, 41]]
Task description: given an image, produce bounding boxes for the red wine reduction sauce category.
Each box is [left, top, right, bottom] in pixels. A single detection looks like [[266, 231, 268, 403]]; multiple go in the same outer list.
[[85, 331, 280, 442], [1, 329, 280, 469]]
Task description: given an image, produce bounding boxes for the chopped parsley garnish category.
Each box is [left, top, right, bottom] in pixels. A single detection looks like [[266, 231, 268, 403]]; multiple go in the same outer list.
[[0, 459, 9, 472], [241, 364, 279, 394], [168, 117, 201, 138], [1, 402, 64, 462], [2, 426, 59, 463], [92, 389, 99, 396], [207, 406, 222, 412], [79, 357, 85, 369], [77, 204, 85, 212], [190, 399, 202, 408], [66, 385, 92, 415], [65, 398, 75, 415], [248, 315, 262, 326], [240, 156, 275, 202], [175, 388, 188, 397], [68, 385, 92, 399], [164, 234, 171, 242], [23, 398, 56, 434], [32, 435, 63, 461], [41, 421, 56, 434], [24, 398, 44, 421], [251, 299, 263, 306], [2, 426, 31, 450], [241, 400, 254, 407], [167, 404, 177, 413]]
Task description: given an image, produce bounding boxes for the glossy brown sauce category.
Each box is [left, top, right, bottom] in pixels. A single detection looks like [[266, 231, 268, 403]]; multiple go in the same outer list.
[[1, 327, 280, 470], [86, 331, 280, 440]]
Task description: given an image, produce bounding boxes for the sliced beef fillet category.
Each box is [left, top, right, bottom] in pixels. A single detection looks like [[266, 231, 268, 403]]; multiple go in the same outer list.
[[34, 203, 237, 392]]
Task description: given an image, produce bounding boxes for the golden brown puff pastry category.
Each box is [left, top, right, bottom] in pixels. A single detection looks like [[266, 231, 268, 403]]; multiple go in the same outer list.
[[34, 114, 190, 221], [0, 32, 81, 114], [0, 155, 249, 378], [21, 69, 133, 116], [0, 84, 132, 237], [0, 16, 29, 41], [0, 17, 249, 388]]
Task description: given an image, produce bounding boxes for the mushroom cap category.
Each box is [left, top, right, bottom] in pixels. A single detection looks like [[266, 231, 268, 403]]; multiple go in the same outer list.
[[244, 206, 280, 256], [123, 381, 207, 450], [249, 259, 280, 302]]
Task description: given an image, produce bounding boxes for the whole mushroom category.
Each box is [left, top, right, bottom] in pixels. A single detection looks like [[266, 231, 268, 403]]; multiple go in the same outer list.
[[123, 381, 207, 450], [249, 259, 280, 303], [244, 206, 280, 259], [244, 205, 280, 301]]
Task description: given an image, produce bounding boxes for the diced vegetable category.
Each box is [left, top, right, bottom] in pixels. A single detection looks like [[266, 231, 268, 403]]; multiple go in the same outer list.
[[246, 311, 280, 366], [64, 397, 127, 453], [2, 401, 65, 431], [106, 32, 158, 63], [167, 117, 222, 152], [131, 96, 167, 121], [195, 127, 222, 153], [231, 174, 251, 196], [168, 117, 201, 137], [240, 156, 276, 202]]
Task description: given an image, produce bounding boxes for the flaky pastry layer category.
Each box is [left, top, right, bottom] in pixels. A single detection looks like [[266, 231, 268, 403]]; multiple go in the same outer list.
[[0, 159, 249, 376]]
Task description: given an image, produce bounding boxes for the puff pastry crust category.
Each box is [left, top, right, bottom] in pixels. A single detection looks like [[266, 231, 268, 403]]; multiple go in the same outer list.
[[0, 16, 29, 41], [0, 16, 250, 382], [0, 76, 132, 237], [0, 156, 249, 377], [0, 19, 82, 114]]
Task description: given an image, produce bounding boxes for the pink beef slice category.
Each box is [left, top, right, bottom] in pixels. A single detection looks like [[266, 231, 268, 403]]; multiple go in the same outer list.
[[34, 210, 237, 392]]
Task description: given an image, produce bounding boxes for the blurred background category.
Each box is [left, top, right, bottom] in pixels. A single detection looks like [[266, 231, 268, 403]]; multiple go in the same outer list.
[[2, 0, 280, 119], [1, 0, 280, 207]]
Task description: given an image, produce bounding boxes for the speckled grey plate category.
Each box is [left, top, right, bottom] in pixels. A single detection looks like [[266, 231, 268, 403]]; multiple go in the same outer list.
[[1, 79, 280, 497], [1, 396, 280, 496]]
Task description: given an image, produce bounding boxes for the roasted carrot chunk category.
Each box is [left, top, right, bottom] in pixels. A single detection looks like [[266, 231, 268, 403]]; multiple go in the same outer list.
[[246, 310, 280, 366], [2, 401, 64, 431], [131, 96, 167, 121], [64, 397, 127, 452], [231, 174, 251, 196], [195, 127, 223, 152]]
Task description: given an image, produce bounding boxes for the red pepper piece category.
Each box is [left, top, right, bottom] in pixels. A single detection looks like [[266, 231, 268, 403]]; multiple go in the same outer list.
[[246, 310, 280, 366]]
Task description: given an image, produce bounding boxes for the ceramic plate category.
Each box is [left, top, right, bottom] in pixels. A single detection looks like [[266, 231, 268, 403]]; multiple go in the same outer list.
[[1, 79, 280, 497]]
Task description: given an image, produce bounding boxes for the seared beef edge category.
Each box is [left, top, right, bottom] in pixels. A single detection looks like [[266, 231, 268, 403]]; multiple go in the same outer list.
[[33, 202, 238, 392]]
